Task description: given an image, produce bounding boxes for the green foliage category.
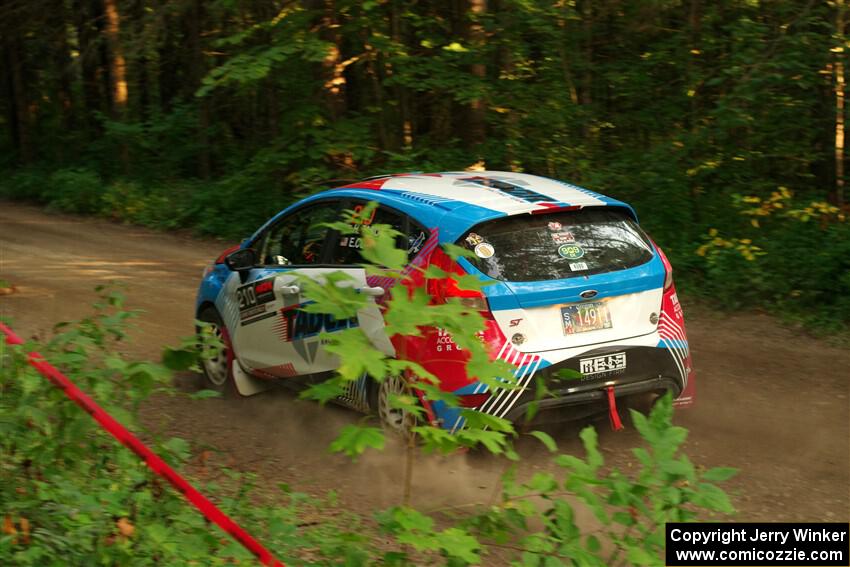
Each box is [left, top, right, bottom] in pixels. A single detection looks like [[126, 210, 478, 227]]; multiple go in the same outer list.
[[370, 395, 736, 566], [41, 168, 103, 214], [0, 291, 371, 565]]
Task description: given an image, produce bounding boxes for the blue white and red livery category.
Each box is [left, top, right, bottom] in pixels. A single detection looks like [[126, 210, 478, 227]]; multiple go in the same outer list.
[[195, 172, 695, 432]]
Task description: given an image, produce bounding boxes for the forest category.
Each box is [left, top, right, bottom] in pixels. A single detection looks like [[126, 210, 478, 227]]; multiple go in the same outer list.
[[1, 0, 848, 330]]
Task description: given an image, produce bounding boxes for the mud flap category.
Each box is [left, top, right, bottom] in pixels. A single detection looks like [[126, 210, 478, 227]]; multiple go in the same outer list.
[[232, 360, 273, 397]]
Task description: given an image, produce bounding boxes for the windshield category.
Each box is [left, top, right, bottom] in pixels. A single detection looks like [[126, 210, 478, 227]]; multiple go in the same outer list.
[[458, 208, 654, 282]]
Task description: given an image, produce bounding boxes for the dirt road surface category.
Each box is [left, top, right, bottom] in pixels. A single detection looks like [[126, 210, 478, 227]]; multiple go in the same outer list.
[[2, 202, 848, 524]]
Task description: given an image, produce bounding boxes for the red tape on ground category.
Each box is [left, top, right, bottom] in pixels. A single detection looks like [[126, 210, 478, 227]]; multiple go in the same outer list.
[[0, 322, 284, 567]]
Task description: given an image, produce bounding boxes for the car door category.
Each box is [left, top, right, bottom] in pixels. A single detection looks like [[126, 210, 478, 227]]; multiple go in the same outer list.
[[226, 200, 391, 379]]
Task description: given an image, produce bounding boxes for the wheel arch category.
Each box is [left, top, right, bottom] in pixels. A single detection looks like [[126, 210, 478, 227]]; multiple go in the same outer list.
[[196, 300, 218, 320]]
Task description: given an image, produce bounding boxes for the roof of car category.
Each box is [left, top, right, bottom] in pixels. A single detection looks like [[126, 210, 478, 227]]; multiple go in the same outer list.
[[256, 171, 638, 245], [335, 171, 626, 211]]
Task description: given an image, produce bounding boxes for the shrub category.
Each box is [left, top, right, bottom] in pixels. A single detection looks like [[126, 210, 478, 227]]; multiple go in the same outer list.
[[42, 168, 104, 214]]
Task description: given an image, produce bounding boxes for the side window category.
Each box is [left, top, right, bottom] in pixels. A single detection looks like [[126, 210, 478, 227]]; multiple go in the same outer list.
[[331, 201, 430, 265], [258, 202, 340, 266]]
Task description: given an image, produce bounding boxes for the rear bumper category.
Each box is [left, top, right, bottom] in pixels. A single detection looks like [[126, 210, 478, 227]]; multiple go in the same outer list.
[[475, 344, 684, 425], [502, 375, 680, 422]]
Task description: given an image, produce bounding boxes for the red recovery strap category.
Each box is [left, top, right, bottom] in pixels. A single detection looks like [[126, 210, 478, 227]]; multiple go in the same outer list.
[[606, 385, 624, 431], [0, 322, 284, 567]]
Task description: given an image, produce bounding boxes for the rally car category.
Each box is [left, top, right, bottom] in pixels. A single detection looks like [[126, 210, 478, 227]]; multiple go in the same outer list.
[[195, 172, 694, 432]]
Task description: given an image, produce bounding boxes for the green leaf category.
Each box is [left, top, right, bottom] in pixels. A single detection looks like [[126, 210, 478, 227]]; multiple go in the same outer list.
[[525, 472, 558, 493], [460, 409, 515, 433], [300, 377, 346, 403], [329, 425, 385, 459], [162, 347, 197, 371], [579, 426, 603, 470], [456, 428, 509, 455], [161, 437, 192, 462], [692, 483, 736, 514], [554, 368, 583, 381], [701, 467, 738, 482], [441, 243, 475, 260], [189, 389, 222, 399], [528, 430, 558, 453], [659, 457, 695, 479], [438, 527, 480, 563], [626, 545, 658, 566]]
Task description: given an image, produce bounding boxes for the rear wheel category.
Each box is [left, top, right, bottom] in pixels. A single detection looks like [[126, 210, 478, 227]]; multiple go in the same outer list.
[[197, 307, 233, 393], [372, 373, 417, 435]]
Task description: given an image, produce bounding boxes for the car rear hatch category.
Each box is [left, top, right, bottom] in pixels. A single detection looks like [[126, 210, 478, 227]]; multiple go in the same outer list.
[[458, 207, 665, 354]]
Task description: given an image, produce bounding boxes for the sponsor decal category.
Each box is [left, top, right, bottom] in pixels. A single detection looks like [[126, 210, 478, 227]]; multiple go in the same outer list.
[[474, 242, 495, 258], [557, 244, 585, 259], [276, 303, 359, 343], [435, 327, 461, 353], [579, 352, 627, 376], [547, 221, 563, 231], [465, 232, 484, 246], [569, 261, 588, 271], [339, 236, 363, 249], [236, 278, 276, 320], [670, 291, 684, 319], [461, 176, 558, 204], [240, 304, 267, 320], [408, 231, 427, 255], [551, 231, 576, 244]]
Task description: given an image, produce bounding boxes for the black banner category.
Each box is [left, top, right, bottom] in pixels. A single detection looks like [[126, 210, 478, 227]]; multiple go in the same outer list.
[[666, 523, 849, 566]]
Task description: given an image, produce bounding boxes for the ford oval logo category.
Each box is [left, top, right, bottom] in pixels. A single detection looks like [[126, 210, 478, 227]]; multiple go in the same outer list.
[[580, 290, 598, 299]]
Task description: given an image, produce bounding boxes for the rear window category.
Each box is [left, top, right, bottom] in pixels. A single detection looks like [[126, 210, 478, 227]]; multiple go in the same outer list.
[[458, 208, 654, 282]]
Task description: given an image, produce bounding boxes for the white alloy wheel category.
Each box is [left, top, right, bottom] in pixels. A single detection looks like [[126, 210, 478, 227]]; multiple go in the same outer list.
[[377, 374, 416, 434], [197, 308, 231, 391]]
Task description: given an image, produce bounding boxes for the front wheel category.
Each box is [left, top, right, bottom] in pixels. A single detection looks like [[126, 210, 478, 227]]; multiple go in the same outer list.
[[196, 307, 233, 393]]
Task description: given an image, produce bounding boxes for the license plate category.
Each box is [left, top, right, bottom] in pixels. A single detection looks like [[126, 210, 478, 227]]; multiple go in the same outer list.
[[561, 302, 613, 335]]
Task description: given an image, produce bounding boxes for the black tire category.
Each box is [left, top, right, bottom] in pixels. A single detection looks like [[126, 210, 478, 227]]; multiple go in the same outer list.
[[196, 307, 234, 394]]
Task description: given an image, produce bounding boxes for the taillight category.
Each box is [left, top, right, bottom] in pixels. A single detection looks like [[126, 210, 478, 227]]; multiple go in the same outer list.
[[427, 247, 491, 313], [457, 295, 489, 311], [652, 240, 674, 291]]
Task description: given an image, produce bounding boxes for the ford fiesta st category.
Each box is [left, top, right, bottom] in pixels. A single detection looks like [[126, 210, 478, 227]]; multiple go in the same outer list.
[[195, 172, 694, 432]]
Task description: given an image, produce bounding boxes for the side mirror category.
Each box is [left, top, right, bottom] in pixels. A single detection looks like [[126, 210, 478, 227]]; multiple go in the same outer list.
[[224, 248, 258, 272]]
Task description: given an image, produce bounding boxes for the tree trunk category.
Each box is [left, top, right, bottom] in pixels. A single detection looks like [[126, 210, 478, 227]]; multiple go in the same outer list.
[[3, 31, 32, 164], [467, 0, 487, 148], [391, 0, 412, 150], [321, 0, 347, 121], [73, 0, 105, 135], [188, 0, 211, 178], [103, 0, 128, 116], [103, 0, 129, 171], [687, 0, 702, 224], [52, 0, 75, 138], [835, 0, 846, 207], [579, 0, 593, 144], [131, 0, 150, 121]]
